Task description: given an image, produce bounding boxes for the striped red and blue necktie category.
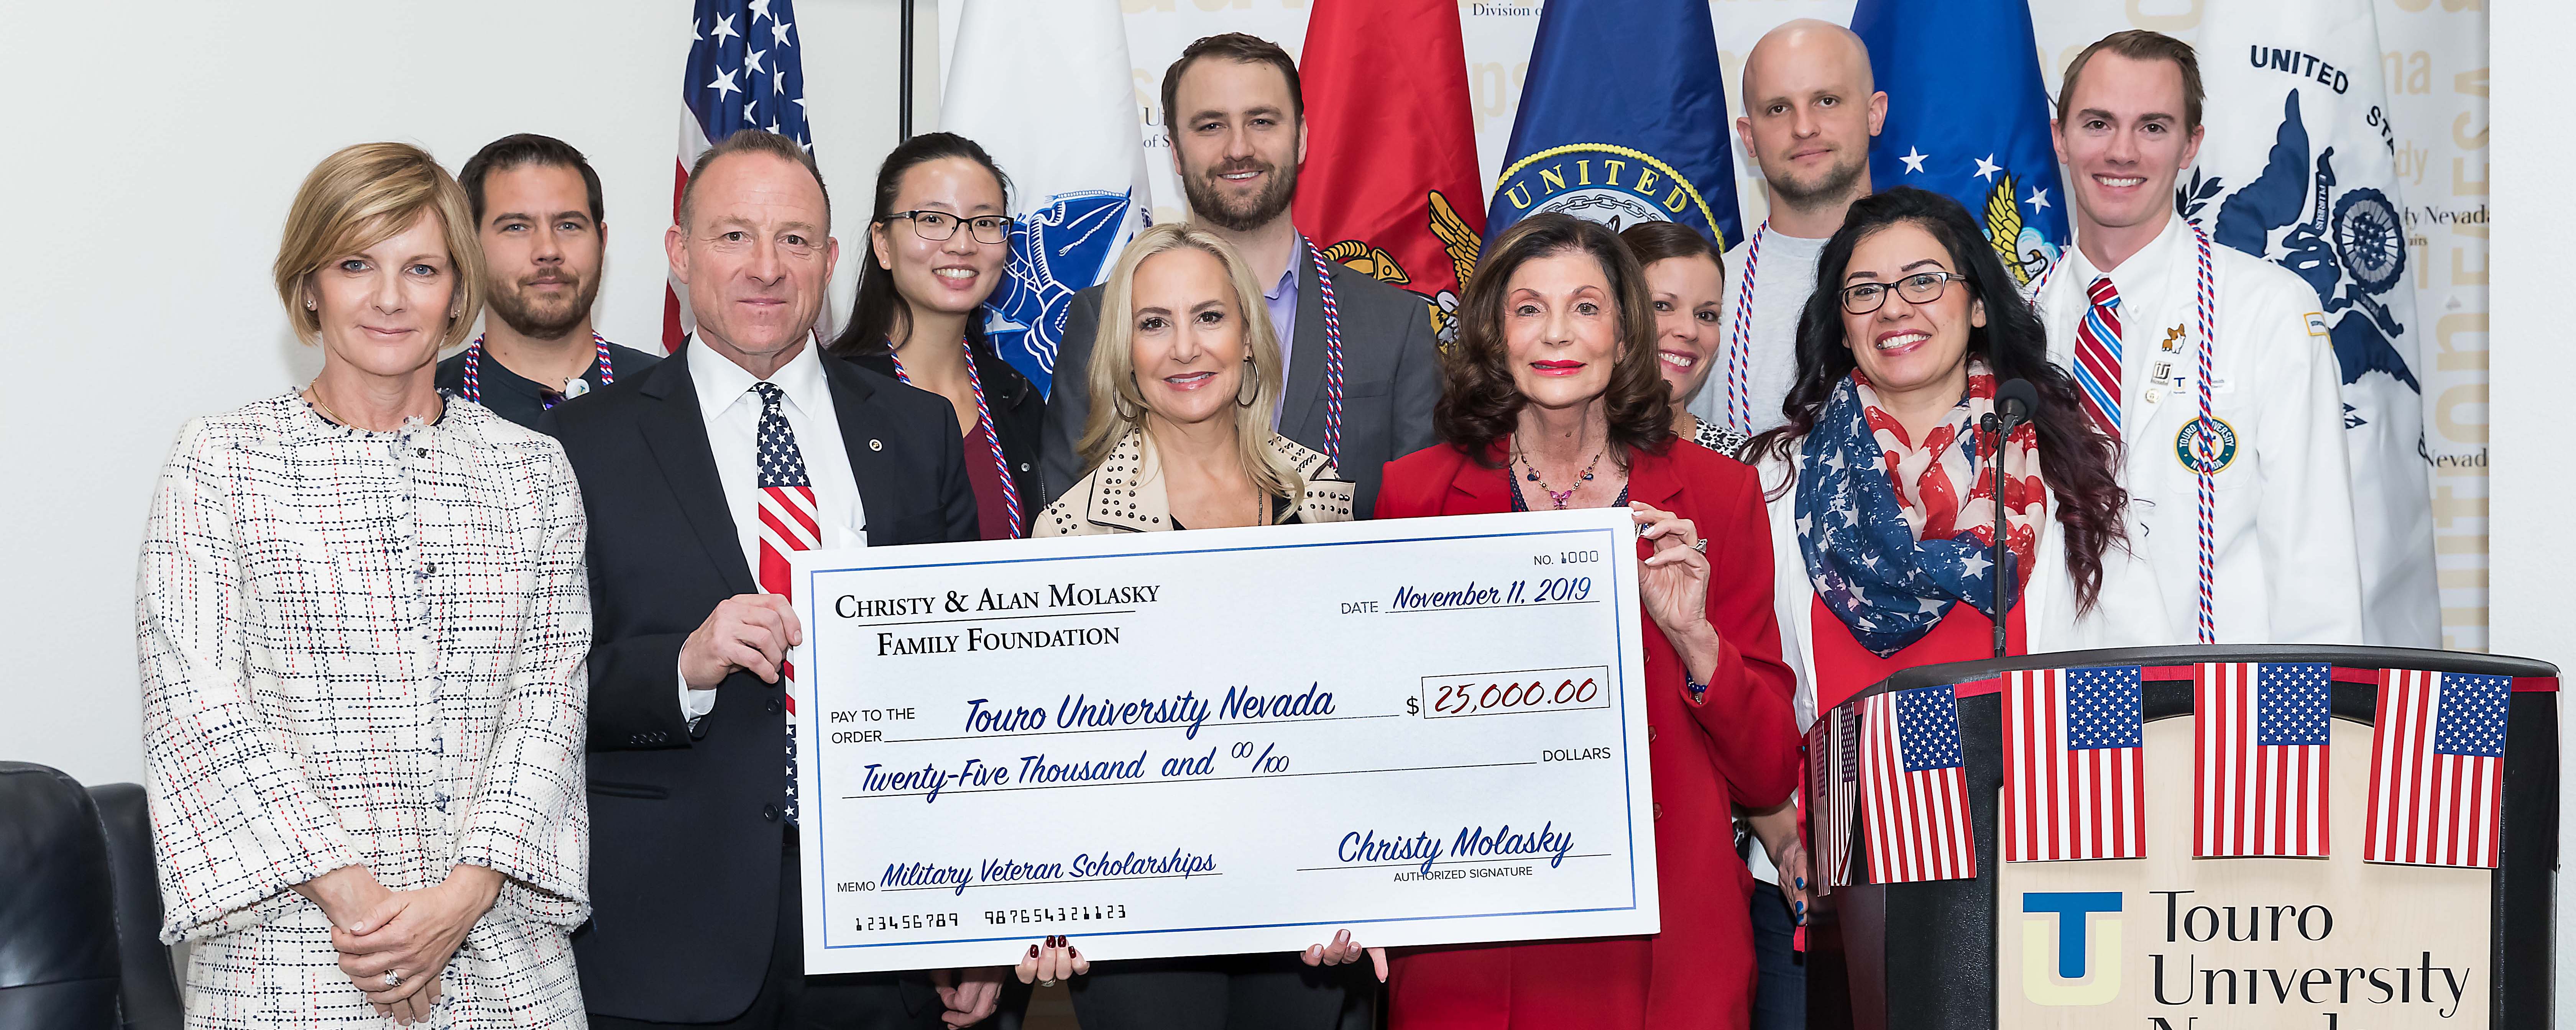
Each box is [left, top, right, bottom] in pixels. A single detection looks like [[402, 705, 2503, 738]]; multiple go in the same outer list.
[[2073, 276, 2124, 442], [752, 382, 814, 824]]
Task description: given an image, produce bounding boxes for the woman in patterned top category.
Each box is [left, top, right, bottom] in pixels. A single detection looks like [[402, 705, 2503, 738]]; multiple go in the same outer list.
[[1620, 221, 1747, 458], [138, 142, 591, 1028]]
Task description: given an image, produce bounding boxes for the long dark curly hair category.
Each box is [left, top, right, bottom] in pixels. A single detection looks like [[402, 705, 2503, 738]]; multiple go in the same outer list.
[[1745, 187, 2128, 611], [1434, 213, 1675, 468]]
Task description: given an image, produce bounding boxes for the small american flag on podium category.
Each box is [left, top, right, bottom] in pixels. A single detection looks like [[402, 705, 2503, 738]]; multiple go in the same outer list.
[[669, 0, 815, 349], [1808, 706, 1859, 893], [2003, 666, 2146, 862], [2364, 669, 2509, 868], [1860, 684, 1976, 883], [2196, 662, 2332, 858]]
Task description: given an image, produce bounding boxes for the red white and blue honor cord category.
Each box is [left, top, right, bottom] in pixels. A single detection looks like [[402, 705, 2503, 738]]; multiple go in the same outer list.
[[458, 331, 615, 407], [889, 341, 1023, 538], [1310, 244, 1348, 464]]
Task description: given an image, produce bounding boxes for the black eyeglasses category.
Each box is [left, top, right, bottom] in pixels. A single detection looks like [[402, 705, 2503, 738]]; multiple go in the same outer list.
[[1838, 271, 1972, 315], [884, 210, 1010, 245]]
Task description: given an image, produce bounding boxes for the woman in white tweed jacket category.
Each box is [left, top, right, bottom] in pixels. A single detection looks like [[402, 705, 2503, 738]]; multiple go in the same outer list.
[[138, 143, 590, 1028]]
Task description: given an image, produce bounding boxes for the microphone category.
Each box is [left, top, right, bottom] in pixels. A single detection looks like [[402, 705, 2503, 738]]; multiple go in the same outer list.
[[1996, 377, 2040, 427], [1988, 379, 2038, 658]]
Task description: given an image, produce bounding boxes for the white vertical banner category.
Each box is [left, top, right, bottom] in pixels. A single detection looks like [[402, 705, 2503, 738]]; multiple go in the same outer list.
[[937, 0, 1153, 394], [2188, 2, 2442, 648]]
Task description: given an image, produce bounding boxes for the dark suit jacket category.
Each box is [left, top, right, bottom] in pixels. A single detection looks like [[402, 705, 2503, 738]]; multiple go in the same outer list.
[[539, 344, 976, 1023], [846, 339, 1045, 535], [1040, 244, 1441, 516]]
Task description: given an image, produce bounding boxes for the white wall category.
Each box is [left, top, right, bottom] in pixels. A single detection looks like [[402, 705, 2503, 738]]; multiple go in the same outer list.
[[2484, 0, 2569, 1005], [0, 0, 936, 787]]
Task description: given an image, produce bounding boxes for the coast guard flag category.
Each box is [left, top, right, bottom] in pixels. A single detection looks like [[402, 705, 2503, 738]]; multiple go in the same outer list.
[[1852, 0, 2069, 287], [2196, 662, 2333, 858], [1808, 705, 1860, 892], [1860, 685, 1976, 883], [940, 0, 1150, 395], [1485, 0, 1740, 248], [2003, 666, 2146, 862], [2365, 670, 2509, 868], [2194, 1, 2440, 648], [1293, 0, 1484, 347], [667, 0, 815, 350]]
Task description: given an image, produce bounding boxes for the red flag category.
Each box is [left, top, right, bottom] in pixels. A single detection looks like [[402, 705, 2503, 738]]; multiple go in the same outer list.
[[1291, 0, 1483, 346]]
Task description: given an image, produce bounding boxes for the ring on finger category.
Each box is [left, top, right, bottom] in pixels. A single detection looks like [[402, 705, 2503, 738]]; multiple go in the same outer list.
[[1039, 979, 1058, 987], [383, 968, 405, 989], [1689, 538, 1707, 553]]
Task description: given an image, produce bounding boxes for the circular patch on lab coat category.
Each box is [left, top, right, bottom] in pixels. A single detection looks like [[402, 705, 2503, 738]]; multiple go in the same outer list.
[[2174, 416, 2238, 474]]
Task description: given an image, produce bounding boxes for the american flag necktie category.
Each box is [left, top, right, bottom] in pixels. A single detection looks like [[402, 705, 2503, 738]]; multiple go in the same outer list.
[[752, 382, 812, 824], [2072, 276, 2124, 443]]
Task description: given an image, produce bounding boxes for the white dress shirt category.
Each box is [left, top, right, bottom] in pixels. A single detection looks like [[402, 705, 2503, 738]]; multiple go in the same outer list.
[[2036, 215, 2365, 647], [680, 336, 867, 718]]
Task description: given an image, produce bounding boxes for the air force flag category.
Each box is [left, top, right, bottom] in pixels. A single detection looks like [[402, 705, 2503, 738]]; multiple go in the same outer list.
[[1853, 0, 2070, 287], [2194, 0, 2440, 647], [939, 0, 1150, 396], [1486, 0, 1740, 248]]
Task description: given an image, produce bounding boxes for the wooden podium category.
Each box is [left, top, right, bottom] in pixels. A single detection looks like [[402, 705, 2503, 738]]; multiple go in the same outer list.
[[1805, 645, 2558, 1030]]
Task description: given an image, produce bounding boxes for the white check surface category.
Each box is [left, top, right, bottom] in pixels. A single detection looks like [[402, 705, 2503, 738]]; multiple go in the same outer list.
[[789, 508, 1658, 973]]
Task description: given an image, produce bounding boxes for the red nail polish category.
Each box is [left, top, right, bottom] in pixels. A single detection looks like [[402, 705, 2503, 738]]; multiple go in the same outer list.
[[1028, 945, 1039, 958]]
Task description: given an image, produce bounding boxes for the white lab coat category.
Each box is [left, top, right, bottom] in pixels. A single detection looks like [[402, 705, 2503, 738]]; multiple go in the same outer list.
[[1752, 450, 2100, 731], [2033, 216, 2366, 648]]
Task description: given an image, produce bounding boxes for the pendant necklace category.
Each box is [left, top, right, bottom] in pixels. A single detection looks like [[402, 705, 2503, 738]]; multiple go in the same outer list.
[[1515, 431, 1604, 510]]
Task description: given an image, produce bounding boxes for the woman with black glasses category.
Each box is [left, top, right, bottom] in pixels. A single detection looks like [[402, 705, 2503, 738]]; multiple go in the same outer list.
[[1745, 187, 2128, 731], [830, 133, 1043, 539]]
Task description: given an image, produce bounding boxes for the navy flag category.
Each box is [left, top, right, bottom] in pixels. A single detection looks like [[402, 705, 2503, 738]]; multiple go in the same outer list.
[[1486, 0, 1740, 248], [1853, 0, 2069, 287]]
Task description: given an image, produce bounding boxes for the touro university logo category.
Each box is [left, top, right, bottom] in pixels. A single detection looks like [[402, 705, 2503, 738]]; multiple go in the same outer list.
[[2022, 891, 2124, 1006], [1490, 144, 1725, 242]]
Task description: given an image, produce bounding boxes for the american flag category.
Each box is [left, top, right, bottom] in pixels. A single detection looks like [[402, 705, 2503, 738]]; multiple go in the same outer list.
[[669, 0, 815, 349], [2196, 662, 2331, 858], [2003, 666, 2145, 862], [1807, 705, 1860, 894], [2364, 670, 2509, 868], [1860, 685, 1976, 883]]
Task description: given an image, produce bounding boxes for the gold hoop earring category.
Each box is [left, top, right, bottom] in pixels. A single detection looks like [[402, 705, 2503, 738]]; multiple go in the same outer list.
[[1112, 383, 1145, 421], [1236, 358, 1258, 408]]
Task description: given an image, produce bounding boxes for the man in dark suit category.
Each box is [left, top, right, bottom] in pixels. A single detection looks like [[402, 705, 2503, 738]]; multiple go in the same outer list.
[[542, 130, 999, 1030], [1042, 33, 1441, 516]]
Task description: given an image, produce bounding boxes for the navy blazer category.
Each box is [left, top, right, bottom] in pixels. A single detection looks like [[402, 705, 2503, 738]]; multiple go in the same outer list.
[[538, 343, 975, 1022]]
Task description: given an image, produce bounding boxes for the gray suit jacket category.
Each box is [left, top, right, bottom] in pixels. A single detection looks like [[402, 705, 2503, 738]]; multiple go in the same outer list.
[[1040, 248, 1442, 516]]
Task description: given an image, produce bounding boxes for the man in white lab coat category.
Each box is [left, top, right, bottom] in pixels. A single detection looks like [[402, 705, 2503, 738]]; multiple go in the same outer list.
[[2036, 30, 2365, 646]]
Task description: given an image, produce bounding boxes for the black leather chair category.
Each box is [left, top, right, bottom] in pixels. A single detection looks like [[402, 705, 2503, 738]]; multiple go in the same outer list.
[[0, 763, 183, 1030], [0, 761, 124, 1027], [90, 783, 184, 1030]]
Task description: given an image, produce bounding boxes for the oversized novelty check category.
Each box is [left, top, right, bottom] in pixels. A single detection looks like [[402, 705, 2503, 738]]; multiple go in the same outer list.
[[787, 508, 1658, 974]]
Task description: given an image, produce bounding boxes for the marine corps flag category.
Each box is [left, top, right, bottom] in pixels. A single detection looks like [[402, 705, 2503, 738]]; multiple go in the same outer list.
[[1291, 0, 1482, 346], [1486, 0, 1741, 249], [2194, 0, 2441, 648], [1852, 0, 2069, 287]]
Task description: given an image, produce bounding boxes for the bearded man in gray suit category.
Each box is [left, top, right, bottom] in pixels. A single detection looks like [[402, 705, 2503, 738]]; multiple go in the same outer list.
[[1042, 32, 1442, 518]]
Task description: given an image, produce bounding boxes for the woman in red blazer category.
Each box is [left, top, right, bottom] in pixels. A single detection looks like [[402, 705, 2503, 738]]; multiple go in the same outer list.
[[1371, 214, 1802, 1030]]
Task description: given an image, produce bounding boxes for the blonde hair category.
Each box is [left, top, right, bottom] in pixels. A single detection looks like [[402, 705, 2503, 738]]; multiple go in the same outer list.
[[1078, 223, 1303, 511], [272, 142, 485, 349]]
